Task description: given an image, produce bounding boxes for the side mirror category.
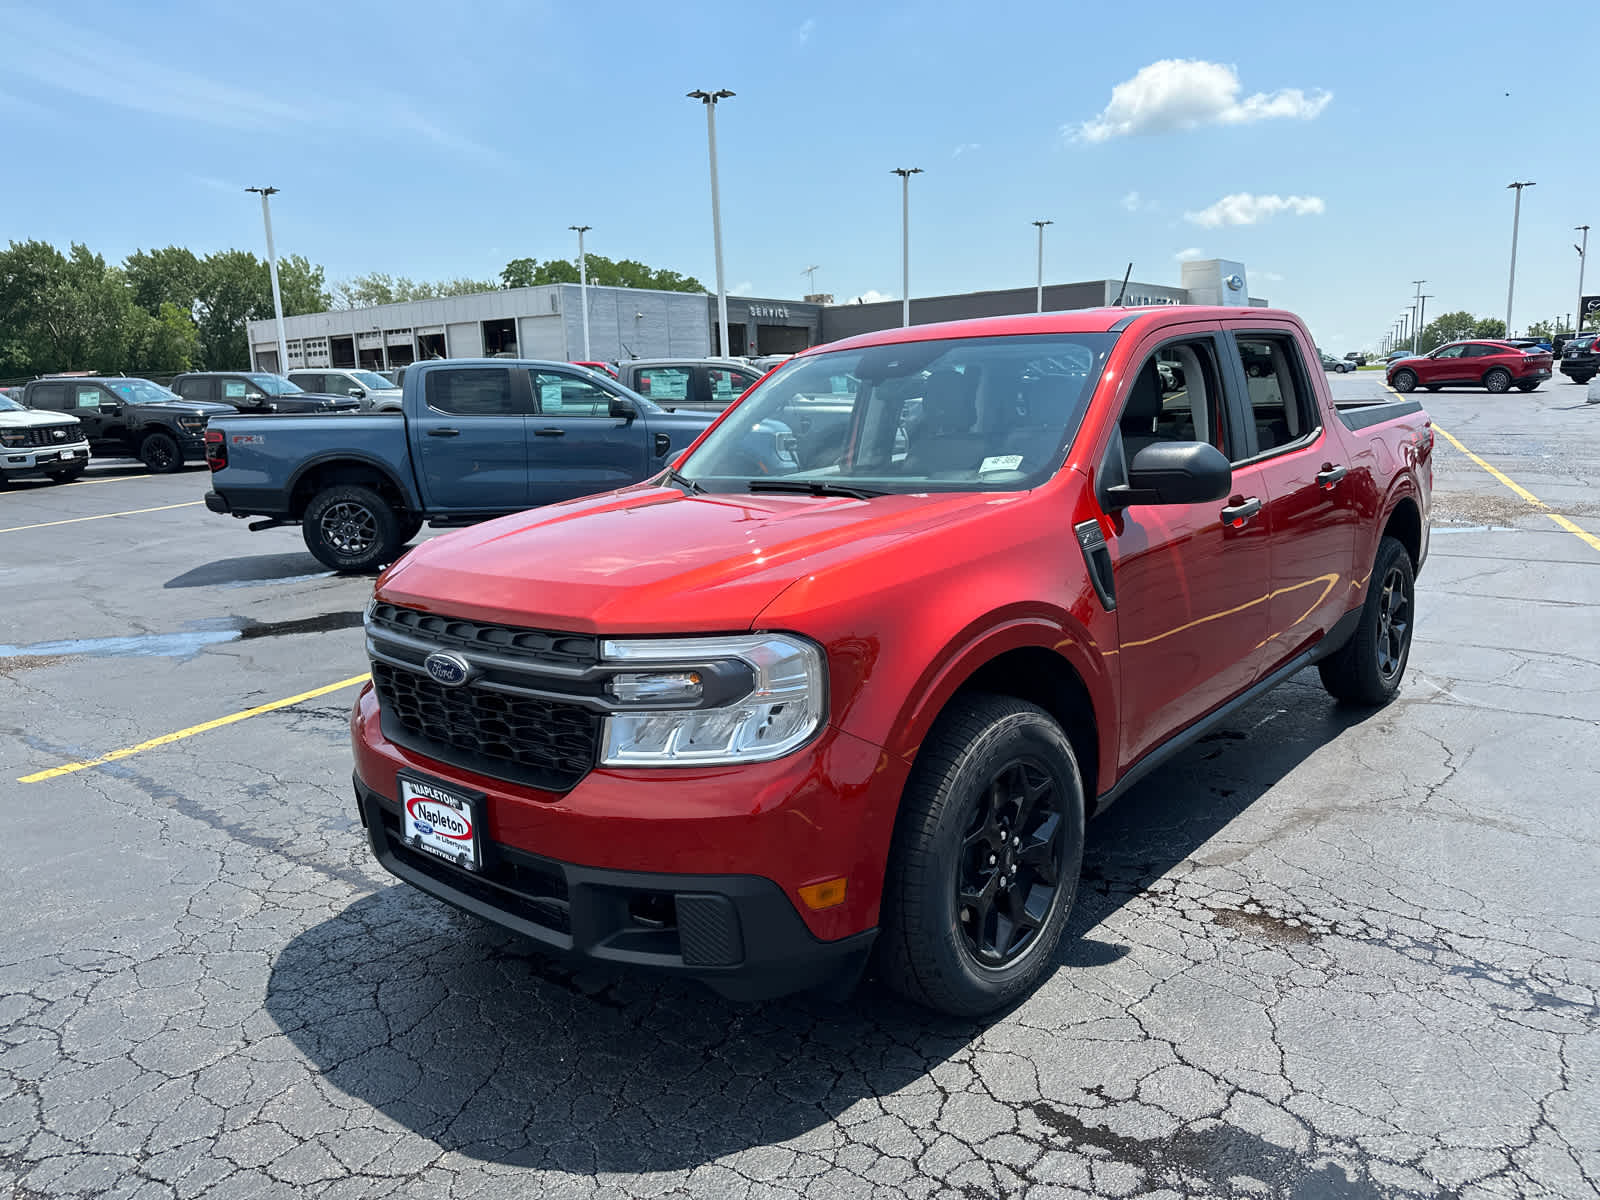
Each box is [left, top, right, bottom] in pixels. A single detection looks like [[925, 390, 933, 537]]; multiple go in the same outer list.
[[348, 388, 364, 398], [1106, 442, 1232, 509], [609, 395, 637, 421]]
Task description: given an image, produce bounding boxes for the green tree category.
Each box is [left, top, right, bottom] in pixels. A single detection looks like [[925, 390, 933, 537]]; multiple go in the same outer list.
[[125, 245, 203, 317], [499, 253, 704, 293], [126, 302, 200, 372], [193, 249, 270, 370], [331, 272, 495, 309], [276, 253, 330, 315]]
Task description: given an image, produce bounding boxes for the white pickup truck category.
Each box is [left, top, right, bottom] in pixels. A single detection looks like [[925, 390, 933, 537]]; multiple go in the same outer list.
[[0, 392, 90, 484]]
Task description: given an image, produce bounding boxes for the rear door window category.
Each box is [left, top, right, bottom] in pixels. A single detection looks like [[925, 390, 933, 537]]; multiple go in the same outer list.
[[29, 382, 68, 410], [1229, 335, 1320, 457], [424, 367, 524, 415], [708, 367, 757, 404], [633, 366, 691, 402]]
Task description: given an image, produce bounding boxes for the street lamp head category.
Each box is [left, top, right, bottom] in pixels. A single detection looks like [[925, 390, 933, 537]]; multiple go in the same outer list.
[[569, 224, 591, 233], [1033, 219, 1054, 228], [891, 167, 923, 177], [244, 186, 279, 196], [1506, 180, 1536, 189], [687, 89, 735, 102]]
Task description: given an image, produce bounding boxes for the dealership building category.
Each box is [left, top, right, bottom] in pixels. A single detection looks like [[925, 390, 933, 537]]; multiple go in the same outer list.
[[246, 259, 1265, 373]]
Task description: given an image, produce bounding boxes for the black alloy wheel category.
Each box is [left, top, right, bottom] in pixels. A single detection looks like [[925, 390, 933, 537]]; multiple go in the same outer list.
[[320, 501, 378, 558], [877, 693, 1086, 1016], [1374, 562, 1412, 687], [955, 759, 1069, 968], [140, 431, 181, 474], [301, 484, 402, 573]]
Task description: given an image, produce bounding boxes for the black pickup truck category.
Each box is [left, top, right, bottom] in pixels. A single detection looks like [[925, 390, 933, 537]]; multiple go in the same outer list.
[[22, 376, 234, 473]]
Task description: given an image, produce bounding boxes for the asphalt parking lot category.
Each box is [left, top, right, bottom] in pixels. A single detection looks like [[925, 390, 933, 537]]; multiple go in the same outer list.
[[3, 370, 1597, 1200]]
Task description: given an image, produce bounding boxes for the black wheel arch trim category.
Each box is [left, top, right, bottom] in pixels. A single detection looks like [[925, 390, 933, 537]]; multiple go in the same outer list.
[[285, 452, 420, 518]]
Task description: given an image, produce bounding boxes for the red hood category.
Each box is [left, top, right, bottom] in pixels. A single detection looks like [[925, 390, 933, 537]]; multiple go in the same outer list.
[[376, 484, 984, 633]]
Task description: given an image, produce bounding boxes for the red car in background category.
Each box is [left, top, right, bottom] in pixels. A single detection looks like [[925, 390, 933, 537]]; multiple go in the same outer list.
[[1386, 340, 1552, 394], [572, 360, 619, 379]]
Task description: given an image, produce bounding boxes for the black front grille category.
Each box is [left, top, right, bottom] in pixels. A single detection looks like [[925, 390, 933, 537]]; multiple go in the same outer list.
[[372, 660, 600, 791], [11, 424, 79, 448], [368, 602, 598, 668]]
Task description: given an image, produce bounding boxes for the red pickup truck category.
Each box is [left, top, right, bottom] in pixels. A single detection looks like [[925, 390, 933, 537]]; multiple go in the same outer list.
[[351, 306, 1433, 1015]]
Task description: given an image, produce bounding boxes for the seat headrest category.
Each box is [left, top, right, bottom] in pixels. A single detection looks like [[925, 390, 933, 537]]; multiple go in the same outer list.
[[1121, 361, 1164, 430], [922, 370, 975, 433]]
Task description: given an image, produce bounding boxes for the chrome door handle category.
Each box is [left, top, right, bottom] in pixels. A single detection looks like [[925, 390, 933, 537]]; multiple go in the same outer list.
[[1220, 497, 1263, 527]]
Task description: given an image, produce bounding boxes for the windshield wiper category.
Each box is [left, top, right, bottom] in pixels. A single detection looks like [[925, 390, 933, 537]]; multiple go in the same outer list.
[[747, 479, 887, 500], [661, 468, 704, 494]]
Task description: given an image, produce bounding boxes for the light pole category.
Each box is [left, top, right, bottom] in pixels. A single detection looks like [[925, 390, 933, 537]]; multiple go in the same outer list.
[[569, 224, 592, 360], [891, 167, 923, 327], [245, 186, 287, 373], [802, 264, 820, 295], [1576, 225, 1590, 333], [1505, 181, 1536, 336], [1410, 280, 1426, 355], [1417, 295, 1433, 351], [1032, 220, 1053, 313], [688, 89, 734, 356]]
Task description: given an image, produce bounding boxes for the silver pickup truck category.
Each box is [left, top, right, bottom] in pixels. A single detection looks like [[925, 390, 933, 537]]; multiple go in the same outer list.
[[0, 393, 89, 484]]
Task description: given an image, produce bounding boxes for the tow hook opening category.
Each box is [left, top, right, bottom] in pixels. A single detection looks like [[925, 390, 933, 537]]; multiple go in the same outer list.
[[628, 893, 676, 929]]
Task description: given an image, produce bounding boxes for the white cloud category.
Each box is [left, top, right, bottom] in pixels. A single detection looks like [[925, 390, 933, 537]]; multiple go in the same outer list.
[[1174, 247, 1206, 262], [1121, 190, 1143, 211], [853, 289, 896, 304], [796, 17, 816, 45], [1184, 193, 1325, 228], [952, 142, 981, 158], [1071, 59, 1331, 143]]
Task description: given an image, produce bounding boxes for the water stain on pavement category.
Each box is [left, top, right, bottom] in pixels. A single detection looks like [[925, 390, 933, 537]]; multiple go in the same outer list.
[[0, 611, 364, 662]]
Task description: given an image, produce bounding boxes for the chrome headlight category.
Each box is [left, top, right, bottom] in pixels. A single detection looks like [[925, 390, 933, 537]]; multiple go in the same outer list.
[[599, 634, 826, 766]]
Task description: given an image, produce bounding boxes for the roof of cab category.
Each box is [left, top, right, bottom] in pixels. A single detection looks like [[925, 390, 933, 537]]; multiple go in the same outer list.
[[812, 305, 1302, 355]]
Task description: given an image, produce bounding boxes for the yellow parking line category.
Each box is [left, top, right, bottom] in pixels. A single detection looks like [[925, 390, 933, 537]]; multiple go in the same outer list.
[[18, 673, 370, 783], [1431, 423, 1600, 555], [62, 474, 164, 488], [0, 500, 201, 534]]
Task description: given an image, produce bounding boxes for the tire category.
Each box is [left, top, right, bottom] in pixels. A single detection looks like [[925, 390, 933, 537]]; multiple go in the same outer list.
[[1392, 369, 1417, 393], [302, 485, 402, 573], [139, 430, 182, 474], [1483, 368, 1512, 394], [1571, 373, 1596, 385], [396, 514, 425, 545], [1424, 385, 1441, 392], [48, 465, 87, 483], [876, 693, 1086, 1017], [1514, 382, 1539, 393], [1318, 536, 1415, 706]]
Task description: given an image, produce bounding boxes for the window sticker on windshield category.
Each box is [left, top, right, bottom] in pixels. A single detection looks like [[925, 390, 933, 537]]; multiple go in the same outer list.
[[980, 455, 1024, 473]]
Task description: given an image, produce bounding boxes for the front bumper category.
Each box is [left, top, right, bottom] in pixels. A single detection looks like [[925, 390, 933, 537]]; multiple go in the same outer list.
[[0, 442, 90, 477], [354, 773, 876, 1001]]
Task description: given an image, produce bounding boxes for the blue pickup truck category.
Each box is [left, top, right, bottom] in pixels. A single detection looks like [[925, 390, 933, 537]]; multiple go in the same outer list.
[[202, 359, 742, 571]]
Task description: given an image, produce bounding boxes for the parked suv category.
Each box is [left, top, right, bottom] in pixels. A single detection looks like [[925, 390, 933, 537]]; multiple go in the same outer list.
[[1559, 334, 1598, 384], [612, 358, 764, 413], [1387, 340, 1552, 394], [1, 391, 89, 484], [22, 376, 230, 473], [288, 369, 403, 411], [170, 372, 360, 414]]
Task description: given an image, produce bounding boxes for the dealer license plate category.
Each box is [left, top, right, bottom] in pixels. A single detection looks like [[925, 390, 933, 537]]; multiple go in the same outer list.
[[399, 777, 481, 871]]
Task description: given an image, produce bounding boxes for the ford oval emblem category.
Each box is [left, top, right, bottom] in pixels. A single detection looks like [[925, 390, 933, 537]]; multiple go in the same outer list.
[[423, 652, 471, 687], [1225, 273, 1245, 291]]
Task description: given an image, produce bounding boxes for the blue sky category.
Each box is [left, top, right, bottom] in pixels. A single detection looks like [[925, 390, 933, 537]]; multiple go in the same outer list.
[[2, 0, 1592, 351]]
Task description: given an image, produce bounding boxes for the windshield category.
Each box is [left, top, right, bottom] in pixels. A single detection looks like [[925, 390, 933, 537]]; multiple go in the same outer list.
[[246, 373, 304, 395], [349, 370, 395, 390], [679, 333, 1116, 494], [0, 394, 23, 412], [107, 379, 183, 404]]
